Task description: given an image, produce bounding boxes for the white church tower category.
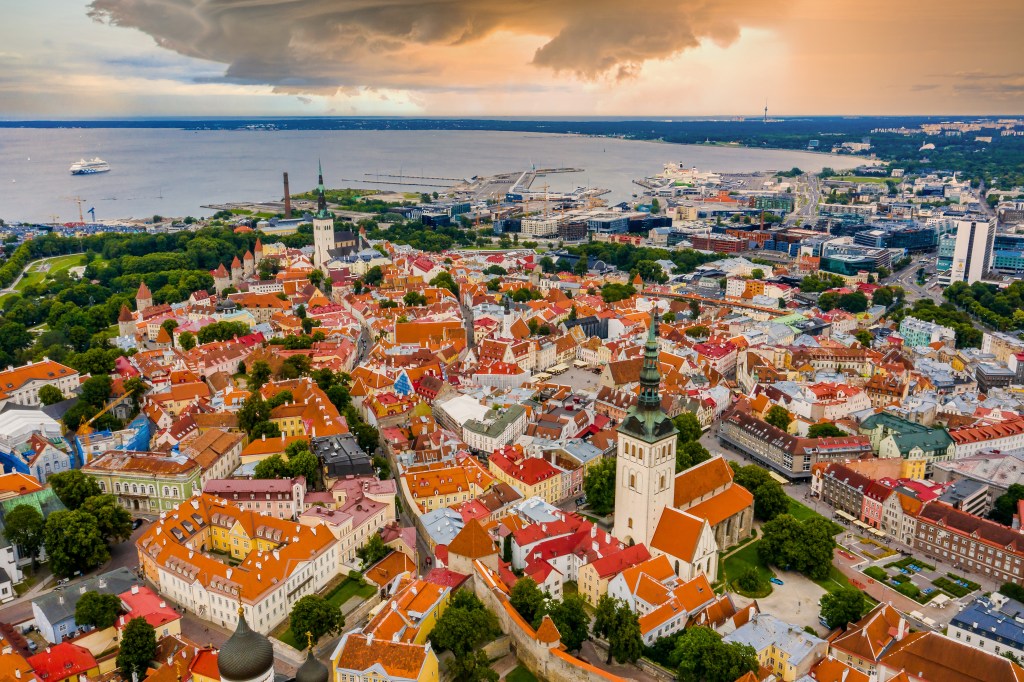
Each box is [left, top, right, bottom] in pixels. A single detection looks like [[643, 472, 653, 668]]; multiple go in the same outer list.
[[312, 161, 334, 270], [612, 309, 678, 547]]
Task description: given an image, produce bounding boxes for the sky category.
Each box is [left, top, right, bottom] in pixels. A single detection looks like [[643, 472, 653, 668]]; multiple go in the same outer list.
[[2, 0, 1023, 118]]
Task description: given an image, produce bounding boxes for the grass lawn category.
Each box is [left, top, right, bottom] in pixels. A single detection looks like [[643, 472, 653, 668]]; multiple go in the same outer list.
[[43, 253, 87, 277], [275, 578, 376, 648], [325, 577, 376, 609], [722, 541, 775, 591], [813, 566, 854, 594], [506, 666, 538, 682], [787, 498, 822, 522]]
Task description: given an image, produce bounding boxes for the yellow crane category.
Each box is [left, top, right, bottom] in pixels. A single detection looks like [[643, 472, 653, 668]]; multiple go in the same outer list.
[[75, 389, 142, 464]]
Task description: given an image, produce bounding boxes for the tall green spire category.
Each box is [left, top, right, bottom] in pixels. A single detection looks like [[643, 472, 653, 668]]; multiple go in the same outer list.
[[315, 160, 329, 219], [637, 307, 662, 411], [616, 305, 677, 443]]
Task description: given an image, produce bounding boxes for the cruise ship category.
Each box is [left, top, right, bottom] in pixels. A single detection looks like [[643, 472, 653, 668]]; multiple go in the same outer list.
[[69, 158, 110, 175]]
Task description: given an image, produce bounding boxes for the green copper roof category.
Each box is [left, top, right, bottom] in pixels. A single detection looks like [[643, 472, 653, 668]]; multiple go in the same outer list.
[[618, 308, 678, 444], [315, 160, 330, 220]]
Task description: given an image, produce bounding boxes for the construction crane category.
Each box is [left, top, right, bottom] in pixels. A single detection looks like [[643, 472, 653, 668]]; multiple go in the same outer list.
[[87, 207, 96, 223], [69, 196, 85, 224], [76, 390, 139, 438]]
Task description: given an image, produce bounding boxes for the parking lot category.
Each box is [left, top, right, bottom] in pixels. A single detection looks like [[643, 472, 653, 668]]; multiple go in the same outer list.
[[548, 366, 602, 395]]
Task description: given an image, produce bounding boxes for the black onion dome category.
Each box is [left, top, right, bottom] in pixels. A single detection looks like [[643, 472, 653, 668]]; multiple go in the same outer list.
[[218, 609, 274, 681], [295, 648, 329, 682]]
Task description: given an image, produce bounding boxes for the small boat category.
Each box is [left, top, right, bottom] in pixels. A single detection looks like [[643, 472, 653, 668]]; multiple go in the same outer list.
[[69, 158, 110, 175]]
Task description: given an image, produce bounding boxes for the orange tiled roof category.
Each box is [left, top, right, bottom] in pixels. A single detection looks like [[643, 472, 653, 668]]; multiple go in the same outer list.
[[0, 360, 76, 398], [673, 456, 736, 508], [447, 518, 497, 560], [0, 473, 42, 496], [535, 615, 561, 644], [136, 494, 336, 604], [335, 633, 428, 679], [364, 551, 416, 588], [685, 484, 754, 527], [650, 508, 705, 562]]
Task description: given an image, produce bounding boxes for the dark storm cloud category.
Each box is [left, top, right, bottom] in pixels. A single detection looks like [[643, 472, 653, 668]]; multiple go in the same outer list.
[[86, 0, 779, 92]]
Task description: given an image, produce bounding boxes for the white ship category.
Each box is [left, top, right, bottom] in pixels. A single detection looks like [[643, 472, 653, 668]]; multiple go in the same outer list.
[[69, 158, 110, 175]]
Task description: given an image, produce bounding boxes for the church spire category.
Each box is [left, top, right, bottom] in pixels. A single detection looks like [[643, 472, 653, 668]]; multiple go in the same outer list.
[[316, 160, 329, 219], [637, 307, 662, 411]]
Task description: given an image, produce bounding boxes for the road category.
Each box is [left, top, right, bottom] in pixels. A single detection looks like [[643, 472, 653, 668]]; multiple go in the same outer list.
[[0, 520, 150, 626], [785, 174, 820, 226], [0, 252, 85, 296]]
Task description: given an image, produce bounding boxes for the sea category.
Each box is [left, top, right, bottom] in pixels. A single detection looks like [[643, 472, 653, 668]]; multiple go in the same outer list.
[[0, 128, 861, 223]]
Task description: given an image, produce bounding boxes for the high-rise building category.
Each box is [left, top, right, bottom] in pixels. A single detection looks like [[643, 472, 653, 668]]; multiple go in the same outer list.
[[940, 217, 996, 284], [612, 309, 678, 547]]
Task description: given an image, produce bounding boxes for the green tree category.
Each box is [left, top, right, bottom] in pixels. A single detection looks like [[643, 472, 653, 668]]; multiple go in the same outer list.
[[689, 300, 701, 319], [853, 329, 873, 347], [574, 259, 588, 276], [428, 590, 500, 656], [238, 393, 271, 434], [289, 595, 344, 643], [650, 198, 660, 214], [662, 311, 676, 323], [117, 617, 157, 679], [759, 514, 838, 581], [838, 291, 869, 313], [600, 282, 636, 303], [363, 266, 384, 286], [1000, 582, 1024, 602], [254, 454, 291, 479], [178, 331, 197, 351], [309, 269, 325, 290], [267, 389, 295, 410], [2, 504, 44, 562], [161, 319, 179, 342], [676, 441, 712, 473], [278, 354, 312, 379], [80, 494, 133, 542], [674, 626, 759, 682], [43, 509, 110, 578], [734, 568, 768, 596], [250, 420, 281, 439], [430, 272, 459, 296], [583, 457, 616, 516], [819, 587, 868, 630], [764, 405, 792, 431], [751, 268, 765, 280], [38, 385, 64, 406], [403, 291, 427, 307], [509, 577, 545, 626], [607, 603, 643, 664], [991, 484, 1024, 525], [356, 533, 391, 568], [808, 423, 846, 438], [48, 470, 102, 510], [447, 650, 498, 682], [673, 412, 702, 443], [80, 374, 113, 407], [288, 450, 322, 489], [547, 594, 590, 652], [734, 465, 789, 521], [592, 595, 618, 640], [75, 591, 122, 629]]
